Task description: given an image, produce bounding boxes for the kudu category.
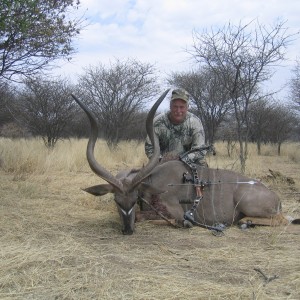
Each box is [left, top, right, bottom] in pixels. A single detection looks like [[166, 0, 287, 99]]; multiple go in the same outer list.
[[71, 91, 167, 234], [72, 91, 286, 235]]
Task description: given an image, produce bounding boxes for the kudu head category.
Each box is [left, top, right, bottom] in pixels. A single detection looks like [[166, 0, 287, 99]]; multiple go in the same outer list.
[[71, 90, 169, 234]]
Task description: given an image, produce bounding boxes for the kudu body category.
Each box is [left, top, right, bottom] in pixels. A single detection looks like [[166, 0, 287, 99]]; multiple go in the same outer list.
[[72, 92, 284, 235], [141, 161, 282, 226]]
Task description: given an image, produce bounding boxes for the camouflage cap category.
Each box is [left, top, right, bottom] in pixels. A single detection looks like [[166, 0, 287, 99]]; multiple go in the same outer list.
[[171, 88, 189, 103]]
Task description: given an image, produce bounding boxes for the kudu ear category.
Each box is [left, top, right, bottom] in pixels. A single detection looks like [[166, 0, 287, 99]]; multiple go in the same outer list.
[[82, 184, 115, 196], [139, 182, 167, 195]]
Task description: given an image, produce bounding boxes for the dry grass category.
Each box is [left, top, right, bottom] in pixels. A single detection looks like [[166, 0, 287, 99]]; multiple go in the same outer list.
[[0, 138, 299, 300]]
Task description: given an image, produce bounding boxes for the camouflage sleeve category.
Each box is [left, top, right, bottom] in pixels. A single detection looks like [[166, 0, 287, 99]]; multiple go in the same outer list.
[[190, 114, 205, 149], [188, 115, 206, 164]]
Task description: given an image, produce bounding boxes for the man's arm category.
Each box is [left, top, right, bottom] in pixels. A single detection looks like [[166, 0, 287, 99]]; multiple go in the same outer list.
[[188, 115, 206, 164], [191, 115, 205, 148]]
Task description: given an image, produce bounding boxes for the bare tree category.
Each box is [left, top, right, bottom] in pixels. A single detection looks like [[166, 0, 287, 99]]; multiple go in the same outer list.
[[0, 0, 83, 82], [65, 109, 91, 138], [13, 77, 77, 148], [123, 111, 149, 141], [248, 97, 275, 155], [77, 58, 159, 148], [216, 118, 239, 158], [267, 104, 297, 155], [168, 68, 233, 144], [190, 19, 294, 172]]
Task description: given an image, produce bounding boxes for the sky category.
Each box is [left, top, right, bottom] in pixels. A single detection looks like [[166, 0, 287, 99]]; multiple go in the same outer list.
[[55, 0, 300, 108]]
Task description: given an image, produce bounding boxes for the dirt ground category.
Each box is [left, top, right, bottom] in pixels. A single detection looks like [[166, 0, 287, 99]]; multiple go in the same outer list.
[[0, 158, 300, 299]]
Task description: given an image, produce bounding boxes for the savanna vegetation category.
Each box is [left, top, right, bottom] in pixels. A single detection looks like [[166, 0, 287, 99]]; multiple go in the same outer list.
[[0, 138, 299, 299], [1, 3, 300, 299]]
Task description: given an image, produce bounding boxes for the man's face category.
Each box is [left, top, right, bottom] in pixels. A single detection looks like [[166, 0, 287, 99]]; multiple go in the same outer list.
[[169, 99, 188, 124]]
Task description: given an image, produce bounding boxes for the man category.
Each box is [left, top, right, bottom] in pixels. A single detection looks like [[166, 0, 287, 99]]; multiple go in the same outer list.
[[145, 88, 206, 165]]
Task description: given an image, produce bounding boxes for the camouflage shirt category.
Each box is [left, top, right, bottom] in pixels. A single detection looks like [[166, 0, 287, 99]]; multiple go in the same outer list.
[[145, 111, 205, 164]]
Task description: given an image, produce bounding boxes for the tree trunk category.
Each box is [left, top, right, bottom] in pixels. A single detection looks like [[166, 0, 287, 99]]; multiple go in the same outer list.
[[257, 139, 261, 155], [277, 142, 281, 156]]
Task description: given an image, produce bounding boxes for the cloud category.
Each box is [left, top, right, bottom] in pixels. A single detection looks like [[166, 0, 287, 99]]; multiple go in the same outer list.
[[54, 0, 300, 100]]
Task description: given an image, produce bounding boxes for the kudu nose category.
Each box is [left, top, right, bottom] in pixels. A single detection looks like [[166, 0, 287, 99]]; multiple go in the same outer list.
[[122, 228, 134, 235], [122, 222, 134, 235]]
